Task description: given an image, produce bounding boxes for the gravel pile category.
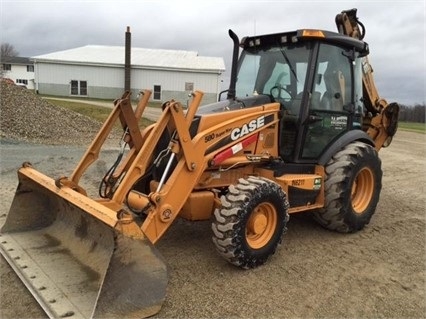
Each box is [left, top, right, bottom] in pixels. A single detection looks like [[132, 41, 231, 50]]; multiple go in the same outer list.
[[0, 81, 104, 145]]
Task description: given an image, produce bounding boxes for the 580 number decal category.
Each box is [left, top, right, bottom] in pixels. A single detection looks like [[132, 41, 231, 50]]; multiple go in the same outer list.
[[205, 133, 215, 143]]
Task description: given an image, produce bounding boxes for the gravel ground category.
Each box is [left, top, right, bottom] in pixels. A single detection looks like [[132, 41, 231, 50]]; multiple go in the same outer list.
[[0, 82, 425, 318], [0, 81, 104, 145], [1, 131, 425, 319]]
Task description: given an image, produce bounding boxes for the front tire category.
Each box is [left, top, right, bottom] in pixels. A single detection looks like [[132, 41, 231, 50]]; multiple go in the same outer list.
[[212, 176, 289, 269], [314, 141, 382, 232]]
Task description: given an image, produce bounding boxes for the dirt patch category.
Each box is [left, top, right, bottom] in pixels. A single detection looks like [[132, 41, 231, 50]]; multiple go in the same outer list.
[[0, 129, 425, 318]]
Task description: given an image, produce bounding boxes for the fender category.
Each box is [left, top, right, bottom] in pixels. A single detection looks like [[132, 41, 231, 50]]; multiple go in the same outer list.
[[318, 130, 374, 166]]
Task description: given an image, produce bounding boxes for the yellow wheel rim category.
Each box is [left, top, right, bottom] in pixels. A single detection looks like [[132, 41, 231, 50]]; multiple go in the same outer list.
[[351, 167, 374, 214], [245, 202, 277, 249]]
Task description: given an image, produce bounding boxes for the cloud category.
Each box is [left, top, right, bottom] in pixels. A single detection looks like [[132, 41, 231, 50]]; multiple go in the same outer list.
[[1, 0, 424, 104]]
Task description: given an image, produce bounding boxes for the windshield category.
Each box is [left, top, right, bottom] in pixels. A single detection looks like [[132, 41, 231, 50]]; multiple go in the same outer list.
[[235, 43, 311, 104]]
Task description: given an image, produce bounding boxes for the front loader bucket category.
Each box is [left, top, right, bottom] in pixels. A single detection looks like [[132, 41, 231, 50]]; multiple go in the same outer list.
[[0, 167, 168, 318]]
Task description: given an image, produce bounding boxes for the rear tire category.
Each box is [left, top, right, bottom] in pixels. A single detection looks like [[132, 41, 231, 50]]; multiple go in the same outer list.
[[314, 141, 382, 232], [212, 176, 289, 269]]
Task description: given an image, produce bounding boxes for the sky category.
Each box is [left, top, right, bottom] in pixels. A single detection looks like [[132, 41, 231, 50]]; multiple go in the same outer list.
[[1, 0, 425, 105]]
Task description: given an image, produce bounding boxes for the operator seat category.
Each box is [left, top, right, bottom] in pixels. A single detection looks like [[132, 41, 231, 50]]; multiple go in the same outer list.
[[320, 61, 345, 111]]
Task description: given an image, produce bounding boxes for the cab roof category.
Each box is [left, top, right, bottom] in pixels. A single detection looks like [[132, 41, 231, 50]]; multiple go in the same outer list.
[[240, 29, 369, 55]]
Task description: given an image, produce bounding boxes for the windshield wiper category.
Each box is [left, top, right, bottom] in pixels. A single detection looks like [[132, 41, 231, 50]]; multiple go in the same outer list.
[[280, 48, 298, 81]]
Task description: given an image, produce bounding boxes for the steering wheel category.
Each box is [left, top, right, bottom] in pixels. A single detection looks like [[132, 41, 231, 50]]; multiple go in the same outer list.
[[270, 84, 292, 102]]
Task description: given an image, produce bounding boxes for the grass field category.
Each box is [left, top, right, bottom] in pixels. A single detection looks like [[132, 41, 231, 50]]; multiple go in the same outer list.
[[46, 99, 154, 127], [398, 121, 426, 134]]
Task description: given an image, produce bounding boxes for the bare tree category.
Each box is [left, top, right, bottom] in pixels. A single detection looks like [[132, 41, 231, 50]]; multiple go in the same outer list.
[[0, 43, 19, 77], [1, 43, 19, 60], [399, 103, 426, 123]]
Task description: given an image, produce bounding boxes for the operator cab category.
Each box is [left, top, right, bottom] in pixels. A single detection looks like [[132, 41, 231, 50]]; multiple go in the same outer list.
[[234, 29, 369, 163]]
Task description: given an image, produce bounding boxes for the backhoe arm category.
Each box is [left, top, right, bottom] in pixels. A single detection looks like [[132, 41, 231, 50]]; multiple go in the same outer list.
[[336, 8, 399, 149]]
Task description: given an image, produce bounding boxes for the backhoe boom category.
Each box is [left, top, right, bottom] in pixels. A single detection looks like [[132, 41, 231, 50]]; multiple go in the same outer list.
[[336, 8, 399, 149]]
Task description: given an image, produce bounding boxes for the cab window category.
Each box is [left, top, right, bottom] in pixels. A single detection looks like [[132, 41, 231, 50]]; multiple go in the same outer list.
[[302, 43, 353, 159]]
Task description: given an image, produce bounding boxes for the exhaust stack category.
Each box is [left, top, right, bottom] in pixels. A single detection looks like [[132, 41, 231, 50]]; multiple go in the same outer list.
[[125, 26, 131, 92]]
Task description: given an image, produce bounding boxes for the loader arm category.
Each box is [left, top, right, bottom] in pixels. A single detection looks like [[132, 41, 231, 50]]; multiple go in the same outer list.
[[64, 89, 151, 188], [335, 8, 399, 149], [123, 99, 281, 243]]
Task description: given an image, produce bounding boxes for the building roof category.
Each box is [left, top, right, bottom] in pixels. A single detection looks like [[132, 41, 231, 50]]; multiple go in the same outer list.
[[32, 45, 225, 73], [2, 56, 32, 65]]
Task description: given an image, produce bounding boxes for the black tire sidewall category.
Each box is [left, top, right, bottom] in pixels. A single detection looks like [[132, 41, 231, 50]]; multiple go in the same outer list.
[[237, 182, 287, 264], [339, 144, 382, 231], [212, 177, 289, 269], [314, 142, 383, 233]]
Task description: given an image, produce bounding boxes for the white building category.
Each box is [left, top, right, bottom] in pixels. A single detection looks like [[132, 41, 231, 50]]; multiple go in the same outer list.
[[32, 45, 225, 104], [1, 57, 35, 89]]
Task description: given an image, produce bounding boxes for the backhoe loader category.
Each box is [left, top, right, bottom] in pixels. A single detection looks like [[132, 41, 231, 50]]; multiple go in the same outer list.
[[0, 8, 399, 318]]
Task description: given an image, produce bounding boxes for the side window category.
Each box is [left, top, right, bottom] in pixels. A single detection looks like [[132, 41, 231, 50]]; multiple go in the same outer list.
[[70, 80, 87, 96], [311, 44, 352, 111], [153, 85, 161, 100], [80, 81, 87, 95], [236, 53, 260, 97], [16, 79, 28, 85], [70, 80, 79, 95], [353, 57, 364, 127], [185, 82, 194, 91], [302, 44, 353, 159]]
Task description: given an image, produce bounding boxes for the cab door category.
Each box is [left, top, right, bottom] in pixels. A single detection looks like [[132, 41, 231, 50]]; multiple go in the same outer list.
[[301, 43, 355, 159]]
